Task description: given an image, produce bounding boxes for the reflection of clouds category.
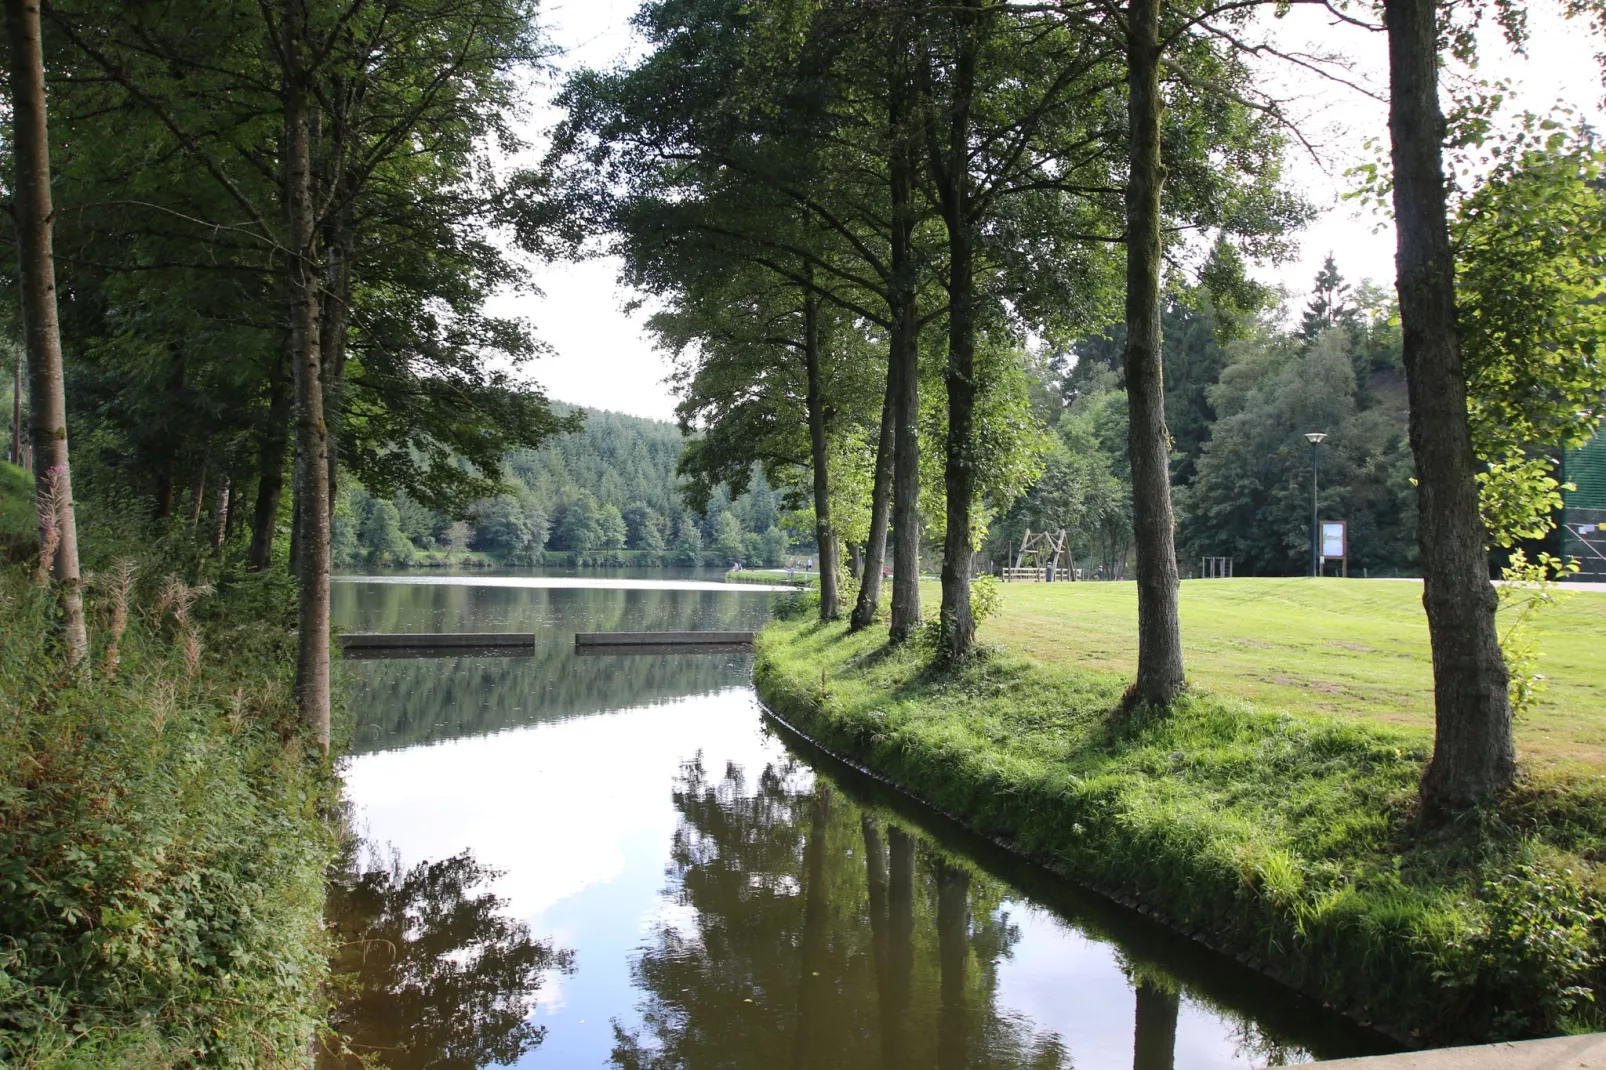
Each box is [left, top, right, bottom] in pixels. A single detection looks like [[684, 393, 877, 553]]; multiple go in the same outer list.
[[345, 686, 775, 924]]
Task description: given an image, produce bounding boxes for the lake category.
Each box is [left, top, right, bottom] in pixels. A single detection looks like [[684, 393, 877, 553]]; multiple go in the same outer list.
[[325, 572, 1395, 1069]]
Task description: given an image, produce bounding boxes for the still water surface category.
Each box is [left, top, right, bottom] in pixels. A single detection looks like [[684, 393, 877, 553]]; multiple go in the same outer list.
[[328, 574, 1394, 1069]]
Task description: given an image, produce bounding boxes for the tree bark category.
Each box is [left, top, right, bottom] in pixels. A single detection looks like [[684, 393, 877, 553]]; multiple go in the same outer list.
[[187, 463, 206, 527], [213, 477, 231, 553], [887, 25, 922, 642], [320, 209, 354, 517], [10, 355, 21, 465], [1384, 0, 1514, 812], [803, 290, 841, 620], [247, 352, 292, 570], [6, 0, 88, 666], [851, 355, 898, 630], [284, 5, 331, 754], [1122, 0, 1185, 706], [933, 3, 980, 660]]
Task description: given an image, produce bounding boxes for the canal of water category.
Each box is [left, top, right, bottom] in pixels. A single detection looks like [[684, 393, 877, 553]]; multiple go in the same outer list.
[[325, 571, 1397, 1069]]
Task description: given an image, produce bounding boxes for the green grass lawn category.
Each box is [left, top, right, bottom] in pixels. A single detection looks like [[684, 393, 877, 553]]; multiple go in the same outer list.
[[976, 577, 1606, 774]]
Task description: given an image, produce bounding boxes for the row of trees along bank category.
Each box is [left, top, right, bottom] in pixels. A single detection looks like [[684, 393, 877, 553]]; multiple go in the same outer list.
[[536, 0, 1606, 817], [2, 0, 576, 753]]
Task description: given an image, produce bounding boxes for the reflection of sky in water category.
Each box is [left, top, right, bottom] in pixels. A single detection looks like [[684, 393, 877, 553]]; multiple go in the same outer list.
[[344, 689, 1328, 1067], [336, 577, 1381, 1068]]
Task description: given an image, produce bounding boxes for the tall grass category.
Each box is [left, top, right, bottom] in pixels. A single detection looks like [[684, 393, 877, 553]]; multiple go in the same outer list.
[[0, 559, 342, 1066], [754, 618, 1606, 1046]]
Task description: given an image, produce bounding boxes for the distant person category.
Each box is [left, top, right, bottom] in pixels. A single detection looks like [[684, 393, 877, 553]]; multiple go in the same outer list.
[[882, 564, 890, 581], [1096, 564, 1105, 581], [805, 558, 813, 573]]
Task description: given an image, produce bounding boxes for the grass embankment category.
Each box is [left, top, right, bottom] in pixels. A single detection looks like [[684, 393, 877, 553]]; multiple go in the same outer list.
[[0, 489, 341, 1066], [755, 579, 1606, 1047]]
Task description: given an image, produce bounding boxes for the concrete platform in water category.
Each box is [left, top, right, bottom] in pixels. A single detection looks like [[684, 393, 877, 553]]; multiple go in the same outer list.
[[574, 631, 754, 648], [1295, 1033, 1605, 1069]]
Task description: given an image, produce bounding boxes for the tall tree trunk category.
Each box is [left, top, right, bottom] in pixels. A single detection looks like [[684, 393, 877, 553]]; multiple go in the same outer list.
[[248, 352, 292, 570], [1122, 0, 1185, 706], [803, 290, 841, 620], [851, 357, 898, 630], [213, 477, 231, 553], [187, 463, 206, 527], [6, 0, 87, 666], [1132, 980, 1179, 1070], [936, 860, 970, 1070], [321, 213, 354, 517], [10, 355, 20, 465], [934, 3, 980, 660], [888, 30, 922, 642], [1385, 0, 1514, 812], [284, 7, 331, 754]]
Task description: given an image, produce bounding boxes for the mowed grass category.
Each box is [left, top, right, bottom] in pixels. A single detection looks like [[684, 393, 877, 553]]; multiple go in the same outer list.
[[977, 577, 1606, 774]]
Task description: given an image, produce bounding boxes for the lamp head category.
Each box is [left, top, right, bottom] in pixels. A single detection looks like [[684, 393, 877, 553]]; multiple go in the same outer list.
[[1305, 432, 1328, 445]]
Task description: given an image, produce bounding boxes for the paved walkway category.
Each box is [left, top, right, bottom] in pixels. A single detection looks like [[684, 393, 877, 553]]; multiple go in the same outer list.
[[1298, 1034, 1606, 1069]]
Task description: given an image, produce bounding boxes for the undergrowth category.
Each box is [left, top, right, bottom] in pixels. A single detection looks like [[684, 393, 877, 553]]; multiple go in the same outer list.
[[0, 555, 342, 1067], [754, 618, 1606, 1046]]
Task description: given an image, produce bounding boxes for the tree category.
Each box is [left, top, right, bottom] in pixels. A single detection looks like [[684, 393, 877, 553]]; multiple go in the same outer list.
[[1120, 0, 1185, 705], [359, 498, 415, 565], [598, 504, 628, 551], [5, 0, 88, 665], [1299, 254, 1355, 340], [557, 493, 603, 554], [1385, 0, 1514, 812], [1454, 135, 1606, 547]]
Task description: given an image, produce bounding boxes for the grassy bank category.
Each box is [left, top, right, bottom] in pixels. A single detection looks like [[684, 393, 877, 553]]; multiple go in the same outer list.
[[754, 604, 1606, 1047], [0, 555, 341, 1066]]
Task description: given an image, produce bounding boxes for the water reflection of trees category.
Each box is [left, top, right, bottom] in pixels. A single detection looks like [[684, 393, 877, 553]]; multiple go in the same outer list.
[[320, 845, 572, 1070], [340, 582, 772, 753], [349, 651, 752, 753], [611, 758, 1073, 1069]]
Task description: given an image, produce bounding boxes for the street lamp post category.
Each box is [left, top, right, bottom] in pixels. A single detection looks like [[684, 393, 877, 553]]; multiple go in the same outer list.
[[1305, 432, 1327, 577]]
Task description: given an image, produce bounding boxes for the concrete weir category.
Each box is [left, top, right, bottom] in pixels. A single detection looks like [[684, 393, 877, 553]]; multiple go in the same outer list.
[[338, 632, 534, 649], [1295, 1034, 1606, 1069], [574, 631, 754, 649]]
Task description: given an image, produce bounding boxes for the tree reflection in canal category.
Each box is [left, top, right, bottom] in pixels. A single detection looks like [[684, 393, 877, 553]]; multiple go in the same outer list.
[[319, 844, 573, 1070], [611, 757, 1079, 1069]]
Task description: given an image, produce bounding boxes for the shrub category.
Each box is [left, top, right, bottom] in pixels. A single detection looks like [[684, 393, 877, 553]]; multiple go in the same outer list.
[[0, 562, 340, 1066]]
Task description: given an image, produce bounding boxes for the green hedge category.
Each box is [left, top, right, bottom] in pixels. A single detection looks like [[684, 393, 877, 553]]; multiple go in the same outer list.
[[754, 618, 1606, 1047]]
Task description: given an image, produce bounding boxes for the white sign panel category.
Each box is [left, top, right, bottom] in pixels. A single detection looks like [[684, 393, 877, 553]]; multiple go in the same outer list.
[[1320, 521, 1346, 559]]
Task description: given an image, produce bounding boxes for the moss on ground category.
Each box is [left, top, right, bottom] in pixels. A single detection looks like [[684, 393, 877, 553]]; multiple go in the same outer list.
[[755, 612, 1606, 1046]]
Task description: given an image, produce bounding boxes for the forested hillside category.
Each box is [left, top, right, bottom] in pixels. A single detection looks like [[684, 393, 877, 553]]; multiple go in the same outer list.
[[333, 404, 793, 568]]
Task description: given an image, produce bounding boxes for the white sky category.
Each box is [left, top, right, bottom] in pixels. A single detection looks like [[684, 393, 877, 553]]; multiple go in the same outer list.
[[496, 1, 1606, 422]]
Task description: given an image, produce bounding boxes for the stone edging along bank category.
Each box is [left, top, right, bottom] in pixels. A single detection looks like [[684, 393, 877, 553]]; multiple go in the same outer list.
[[750, 621, 1606, 1051]]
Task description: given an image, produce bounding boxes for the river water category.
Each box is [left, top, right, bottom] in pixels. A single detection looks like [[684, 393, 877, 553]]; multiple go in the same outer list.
[[326, 572, 1394, 1069]]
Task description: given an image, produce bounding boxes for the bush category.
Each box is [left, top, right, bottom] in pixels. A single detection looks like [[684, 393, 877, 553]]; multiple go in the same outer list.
[[0, 561, 340, 1066]]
